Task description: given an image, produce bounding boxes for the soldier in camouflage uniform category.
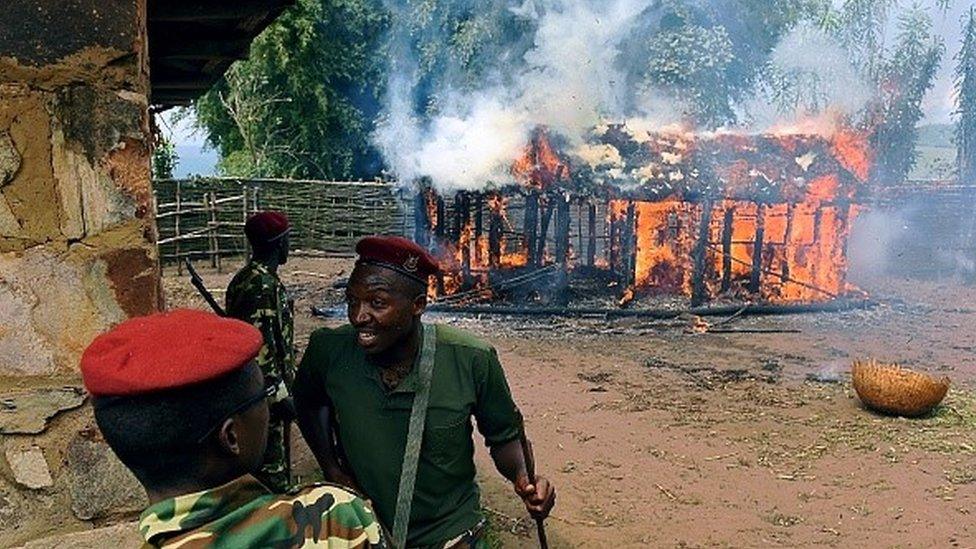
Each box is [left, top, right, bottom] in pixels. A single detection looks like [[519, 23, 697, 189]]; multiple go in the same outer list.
[[226, 211, 296, 492], [80, 308, 387, 548]]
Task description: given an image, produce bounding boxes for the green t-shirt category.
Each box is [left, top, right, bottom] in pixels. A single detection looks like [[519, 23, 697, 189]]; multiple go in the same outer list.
[[294, 324, 522, 548]]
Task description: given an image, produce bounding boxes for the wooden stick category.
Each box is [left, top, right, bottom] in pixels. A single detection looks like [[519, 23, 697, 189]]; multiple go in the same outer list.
[[721, 206, 734, 292], [587, 201, 597, 268], [749, 204, 765, 294], [526, 192, 539, 266], [175, 180, 183, 275], [691, 200, 714, 307], [518, 431, 549, 549]]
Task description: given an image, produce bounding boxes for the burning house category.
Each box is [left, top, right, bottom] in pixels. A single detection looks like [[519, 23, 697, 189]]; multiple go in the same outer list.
[[415, 122, 872, 308]]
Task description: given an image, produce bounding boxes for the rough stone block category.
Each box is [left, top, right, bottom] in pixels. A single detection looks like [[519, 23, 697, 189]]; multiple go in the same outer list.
[[66, 435, 146, 521], [0, 247, 126, 376], [20, 522, 141, 549], [0, 388, 87, 435], [5, 447, 53, 489], [0, 130, 20, 185]]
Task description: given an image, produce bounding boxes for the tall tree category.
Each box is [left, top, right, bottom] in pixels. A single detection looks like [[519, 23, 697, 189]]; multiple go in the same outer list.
[[957, 7, 976, 183], [868, 5, 944, 185], [628, 0, 827, 128], [194, 0, 389, 179]]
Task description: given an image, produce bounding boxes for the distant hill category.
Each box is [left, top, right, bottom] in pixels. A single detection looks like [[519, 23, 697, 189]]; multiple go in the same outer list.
[[910, 123, 955, 181], [916, 123, 954, 148], [172, 145, 218, 178]]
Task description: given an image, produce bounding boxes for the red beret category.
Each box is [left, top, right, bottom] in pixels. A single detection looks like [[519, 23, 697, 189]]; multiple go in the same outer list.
[[355, 235, 440, 282], [245, 211, 291, 244], [80, 309, 263, 396]]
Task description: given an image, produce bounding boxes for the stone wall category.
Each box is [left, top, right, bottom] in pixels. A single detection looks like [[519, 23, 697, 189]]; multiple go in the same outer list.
[[0, 1, 161, 545]]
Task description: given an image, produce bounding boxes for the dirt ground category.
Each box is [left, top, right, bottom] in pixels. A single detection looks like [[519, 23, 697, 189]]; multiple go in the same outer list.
[[164, 256, 976, 548]]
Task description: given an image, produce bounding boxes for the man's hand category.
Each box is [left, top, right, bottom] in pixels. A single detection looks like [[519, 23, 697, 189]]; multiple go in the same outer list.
[[514, 474, 556, 520]]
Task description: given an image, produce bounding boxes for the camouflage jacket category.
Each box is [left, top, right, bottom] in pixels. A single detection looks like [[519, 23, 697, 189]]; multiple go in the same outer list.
[[139, 475, 387, 548], [226, 261, 295, 402]]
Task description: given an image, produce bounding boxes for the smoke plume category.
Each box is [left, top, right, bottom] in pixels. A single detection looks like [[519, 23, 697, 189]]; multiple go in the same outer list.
[[374, 0, 660, 192]]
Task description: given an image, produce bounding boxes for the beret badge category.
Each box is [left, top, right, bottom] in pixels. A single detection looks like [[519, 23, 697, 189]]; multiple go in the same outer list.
[[403, 255, 419, 272]]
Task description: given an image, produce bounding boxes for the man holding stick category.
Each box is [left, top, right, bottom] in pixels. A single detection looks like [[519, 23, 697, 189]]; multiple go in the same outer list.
[[294, 236, 555, 549]]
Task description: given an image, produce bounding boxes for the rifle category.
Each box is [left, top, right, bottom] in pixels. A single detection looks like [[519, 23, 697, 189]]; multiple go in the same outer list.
[[184, 259, 227, 317], [519, 429, 549, 549]]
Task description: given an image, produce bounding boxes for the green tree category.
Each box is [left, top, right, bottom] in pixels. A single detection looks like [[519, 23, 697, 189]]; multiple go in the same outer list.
[[151, 137, 178, 180], [194, 0, 389, 179], [629, 0, 827, 128], [868, 5, 944, 185], [957, 7, 976, 183]]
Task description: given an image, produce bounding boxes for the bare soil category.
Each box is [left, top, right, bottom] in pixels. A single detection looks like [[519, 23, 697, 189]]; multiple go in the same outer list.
[[164, 256, 976, 548]]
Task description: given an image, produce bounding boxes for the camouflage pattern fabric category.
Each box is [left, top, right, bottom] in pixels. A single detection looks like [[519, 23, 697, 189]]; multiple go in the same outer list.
[[255, 417, 290, 493], [226, 260, 295, 491], [139, 474, 387, 548]]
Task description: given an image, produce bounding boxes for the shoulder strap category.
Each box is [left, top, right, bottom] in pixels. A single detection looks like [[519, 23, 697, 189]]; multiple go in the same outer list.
[[391, 323, 437, 549]]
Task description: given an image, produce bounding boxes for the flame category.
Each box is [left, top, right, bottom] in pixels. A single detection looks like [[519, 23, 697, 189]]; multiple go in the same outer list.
[[426, 116, 870, 305], [830, 128, 872, 183], [511, 127, 571, 190]]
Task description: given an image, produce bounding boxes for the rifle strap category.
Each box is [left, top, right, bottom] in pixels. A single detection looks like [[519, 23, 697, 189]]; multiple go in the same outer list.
[[391, 323, 437, 549]]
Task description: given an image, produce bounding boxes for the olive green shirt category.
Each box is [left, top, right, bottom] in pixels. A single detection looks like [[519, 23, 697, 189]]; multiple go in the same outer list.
[[294, 324, 522, 548]]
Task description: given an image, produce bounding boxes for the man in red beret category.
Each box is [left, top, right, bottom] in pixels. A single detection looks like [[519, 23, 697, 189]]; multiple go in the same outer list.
[[226, 210, 296, 492], [80, 309, 387, 548], [294, 235, 555, 549]]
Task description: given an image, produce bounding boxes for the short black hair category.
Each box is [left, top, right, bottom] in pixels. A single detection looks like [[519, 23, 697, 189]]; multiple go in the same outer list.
[[93, 362, 261, 487]]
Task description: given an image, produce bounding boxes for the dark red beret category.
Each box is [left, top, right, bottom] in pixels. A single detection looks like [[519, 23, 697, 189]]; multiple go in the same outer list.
[[355, 235, 440, 282], [80, 309, 263, 397], [245, 211, 291, 244]]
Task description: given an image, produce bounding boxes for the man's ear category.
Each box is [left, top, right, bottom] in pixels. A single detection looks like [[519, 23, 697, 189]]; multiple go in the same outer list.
[[217, 418, 242, 456], [412, 292, 428, 316]]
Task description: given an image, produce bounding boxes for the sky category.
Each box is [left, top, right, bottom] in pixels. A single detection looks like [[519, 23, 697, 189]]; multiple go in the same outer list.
[[918, 0, 969, 124], [158, 0, 974, 176]]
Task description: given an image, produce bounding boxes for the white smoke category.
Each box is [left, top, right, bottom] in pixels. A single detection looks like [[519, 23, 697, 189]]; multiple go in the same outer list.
[[746, 23, 871, 130], [847, 206, 912, 282], [374, 3, 876, 192], [373, 0, 659, 192]]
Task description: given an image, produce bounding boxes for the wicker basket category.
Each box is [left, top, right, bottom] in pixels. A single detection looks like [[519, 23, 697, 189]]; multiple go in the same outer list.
[[851, 359, 950, 417]]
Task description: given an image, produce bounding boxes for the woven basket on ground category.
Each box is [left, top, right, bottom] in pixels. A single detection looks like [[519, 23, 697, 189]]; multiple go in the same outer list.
[[851, 359, 950, 417]]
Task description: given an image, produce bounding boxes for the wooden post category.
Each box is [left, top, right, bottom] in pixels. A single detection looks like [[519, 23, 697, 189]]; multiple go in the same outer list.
[[620, 202, 635, 285], [781, 204, 794, 283], [489, 196, 502, 268], [587, 201, 597, 268], [525, 192, 539, 265], [175, 179, 183, 275], [555, 194, 571, 265], [721, 206, 735, 292], [459, 193, 471, 280], [474, 193, 484, 265], [609, 205, 620, 275], [435, 196, 446, 241], [691, 201, 714, 307], [537, 197, 555, 263], [242, 186, 250, 260], [812, 206, 824, 286], [749, 204, 765, 294], [414, 191, 430, 247], [214, 192, 224, 272], [207, 191, 217, 269], [435, 195, 447, 295]]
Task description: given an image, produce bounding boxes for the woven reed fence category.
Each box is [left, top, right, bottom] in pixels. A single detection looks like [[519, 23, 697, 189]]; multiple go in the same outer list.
[[153, 178, 412, 271]]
